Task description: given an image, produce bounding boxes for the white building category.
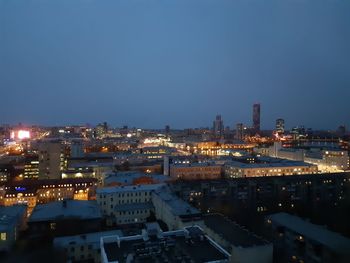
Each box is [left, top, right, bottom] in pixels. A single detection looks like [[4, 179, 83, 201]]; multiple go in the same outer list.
[[152, 186, 203, 230], [96, 184, 164, 224]]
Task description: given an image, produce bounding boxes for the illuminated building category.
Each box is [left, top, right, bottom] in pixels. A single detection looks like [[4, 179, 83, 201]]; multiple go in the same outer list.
[[10, 129, 31, 140], [95, 122, 108, 139], [290, 125, 306, 140], [213, 114, 224, 137], [24, 156, 39, 179], [103, 171, 170, 187], [1, 190, 37, 216], [38, 141, 67, 179], [304, 149, 349, 172], [195, 140, 255, 156], [253, 103, 261, 133], [0, 165, 11, 184], [0, 178, 97, 216], [259, 142, 349, 172], [224, 160, 318, 178], [169, 162, 222, 180], [96, 184, 163, 221], [275, 118, 285, 134]]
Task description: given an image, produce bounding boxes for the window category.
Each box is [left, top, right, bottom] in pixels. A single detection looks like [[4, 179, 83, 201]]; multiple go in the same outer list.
[[50, 223, 56, 230], [1, 232, 6, 241]]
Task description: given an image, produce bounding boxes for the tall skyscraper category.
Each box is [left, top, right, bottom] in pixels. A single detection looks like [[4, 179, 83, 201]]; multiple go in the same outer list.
[[253, 103, 261, 133], [236, 123, 244, 140], [276, 118, 285, 134], [213, 115, 224, 137]]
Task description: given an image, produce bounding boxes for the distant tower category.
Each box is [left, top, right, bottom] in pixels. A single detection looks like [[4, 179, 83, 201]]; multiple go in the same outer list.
[[236, 123, 244, 140], [165, 125, 170, 135], [213, 115, 224, 137], [252, 103, 261, 133], [275, 118, 285, 134]]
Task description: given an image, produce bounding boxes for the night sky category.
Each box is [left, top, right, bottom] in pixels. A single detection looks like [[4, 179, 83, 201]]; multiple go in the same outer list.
[[1, 0, 349, 129]]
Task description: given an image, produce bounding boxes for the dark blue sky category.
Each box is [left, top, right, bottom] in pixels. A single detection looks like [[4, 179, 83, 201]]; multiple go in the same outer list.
[[1, 0, 349, 129]]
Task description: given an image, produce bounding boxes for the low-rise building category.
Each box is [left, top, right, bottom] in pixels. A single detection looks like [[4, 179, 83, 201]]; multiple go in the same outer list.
[[224, 160, 318, 178], [0, 205, 27, 251], [266, 212, 350, 263], [114, 202, 154, 225], [96, 184, 163, 223], [100, 223, 230, 263], [103, 171, 170, 187], [304, 149, 349, 172], [54, 230, 123, 263], [152, 186, 203, 230], [203, 214, 273, 263], [169, 162, 222, 180], [28, 200, 102, 237], [0, 178, 97, 217]]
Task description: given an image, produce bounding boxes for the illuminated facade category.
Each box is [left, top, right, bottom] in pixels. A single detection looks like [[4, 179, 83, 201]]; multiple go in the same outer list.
[[275, 118, 285, 134], [24, 156, 39, 179], [169, 163, 222, 180], [224, 161, 318, 178], [195, 141, 255, 156], [0, 178, 97, 216]]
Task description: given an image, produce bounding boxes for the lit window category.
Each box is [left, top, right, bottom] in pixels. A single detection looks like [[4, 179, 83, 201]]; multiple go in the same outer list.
[[50, 223, 56, 230], [1, 232, 6, 241]]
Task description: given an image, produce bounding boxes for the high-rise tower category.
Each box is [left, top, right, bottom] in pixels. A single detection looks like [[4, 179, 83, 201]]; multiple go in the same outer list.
[[213, 115, 224, 137], [275, 118, 285, 134], [253, 103, 261, 133]]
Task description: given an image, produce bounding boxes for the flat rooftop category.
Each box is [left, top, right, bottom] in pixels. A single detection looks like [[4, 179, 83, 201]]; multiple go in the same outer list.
[[28, 200, 101, 222], [103, 227, 229, 263], [170, 162, 221, 168], [204, 214, 268, 248], [114, 202, 154, 212], [54, 230, 123, 249], [267, 212, 350, 254], [152, 188, 201, 217], [104, 172, 169, 185], [97, 184, 164, 194], [0, 205, 26, 231], [225, 160, 314, 169]]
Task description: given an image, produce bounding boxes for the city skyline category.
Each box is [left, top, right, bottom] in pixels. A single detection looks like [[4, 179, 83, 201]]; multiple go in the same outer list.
[[1, 0, 350, 129]]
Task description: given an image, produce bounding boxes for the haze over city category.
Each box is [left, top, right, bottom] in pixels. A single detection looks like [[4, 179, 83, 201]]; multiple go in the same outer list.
[[1, 0, 350, 129], [2, 1, 350, 263]]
